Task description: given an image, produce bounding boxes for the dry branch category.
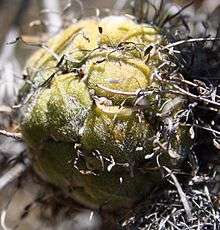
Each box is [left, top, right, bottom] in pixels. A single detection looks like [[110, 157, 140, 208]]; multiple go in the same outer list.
[[0, 130, 23, 141], [163, 166, 192, 220], [0, 162, 29, 191]]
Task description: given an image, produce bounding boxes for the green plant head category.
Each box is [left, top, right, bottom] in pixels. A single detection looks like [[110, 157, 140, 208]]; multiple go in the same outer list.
[[20, 16, 190, 209]]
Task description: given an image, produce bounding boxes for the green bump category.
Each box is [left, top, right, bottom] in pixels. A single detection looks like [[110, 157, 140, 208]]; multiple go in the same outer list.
[[20, 16, 190, 209]]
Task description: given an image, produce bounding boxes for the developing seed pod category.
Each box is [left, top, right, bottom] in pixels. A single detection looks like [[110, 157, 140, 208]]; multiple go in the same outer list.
[[20, 16, 191, 209]]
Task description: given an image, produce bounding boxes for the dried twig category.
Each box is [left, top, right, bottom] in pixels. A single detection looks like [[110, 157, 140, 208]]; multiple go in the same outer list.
[[163, 37, 220, 50], [158, 77, 220, 101], [0, 106, 12, 114], [0, 130, 23, 141], [186, 124, 220, 136], [163, 166, 192, 220], [97, 83, 220, 109], [172, 84, 220, 108], [162, 1, 193, 26], [0, 210, 11, 230], [0, 162, 29, 191]]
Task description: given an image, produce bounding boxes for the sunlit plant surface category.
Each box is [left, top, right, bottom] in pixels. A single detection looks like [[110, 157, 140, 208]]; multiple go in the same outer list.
[[0, 0, 219, 229]]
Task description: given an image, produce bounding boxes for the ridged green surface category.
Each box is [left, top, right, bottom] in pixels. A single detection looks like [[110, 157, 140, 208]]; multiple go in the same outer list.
[[21, 16, 189, 209]]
